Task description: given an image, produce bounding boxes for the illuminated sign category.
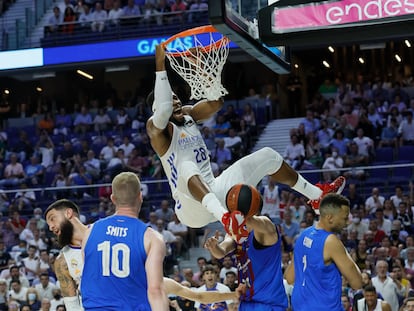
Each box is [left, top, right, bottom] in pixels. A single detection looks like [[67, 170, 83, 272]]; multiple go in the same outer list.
[[0, 48, 43, 70], [0, 35, 238, 71], [273, 0, 414, 33]]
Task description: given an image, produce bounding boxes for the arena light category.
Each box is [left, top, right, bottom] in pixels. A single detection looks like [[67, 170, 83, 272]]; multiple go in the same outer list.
[[395, 54, 402, 62], [322, 60, 330, 68], [294, 63, 299, 69], [76, 69, 93, 80], [358, 57, 365, 64], [36, 87, 43, 92], [405, 40, 412, 48], [328, 46, 334, 53], [4, 89, 9, 95]]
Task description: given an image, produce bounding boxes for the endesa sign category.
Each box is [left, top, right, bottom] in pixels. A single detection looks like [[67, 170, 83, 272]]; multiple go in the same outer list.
[[272, 0, 414, 33]]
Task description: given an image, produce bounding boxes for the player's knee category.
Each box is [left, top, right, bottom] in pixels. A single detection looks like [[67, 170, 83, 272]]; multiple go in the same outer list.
[[259, 147, 283, 173]]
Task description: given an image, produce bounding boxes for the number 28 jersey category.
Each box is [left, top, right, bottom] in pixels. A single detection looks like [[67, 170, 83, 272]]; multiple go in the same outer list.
[[81, 215, 150, 311], [160, 115, 214, 197]]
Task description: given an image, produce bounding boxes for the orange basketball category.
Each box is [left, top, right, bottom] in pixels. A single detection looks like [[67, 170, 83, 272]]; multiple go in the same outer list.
[[225, 184, 263, 218]]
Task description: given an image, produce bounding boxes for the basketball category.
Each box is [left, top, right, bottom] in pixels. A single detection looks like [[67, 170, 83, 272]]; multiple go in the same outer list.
[[225, 184, 262, 218]]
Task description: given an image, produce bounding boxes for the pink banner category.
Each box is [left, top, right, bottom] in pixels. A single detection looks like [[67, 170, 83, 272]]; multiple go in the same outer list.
[[273, 0, 414, 33]]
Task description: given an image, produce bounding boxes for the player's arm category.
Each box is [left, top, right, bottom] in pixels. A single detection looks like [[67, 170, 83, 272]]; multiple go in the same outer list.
[[246, 216, 278, 246], [144, 228, 170, 310], [54, 254, 82, 311], [146, 44, 174, 155], [204, 231, 235, 259], [186, 98, 224, 123], [325, 234, 362, 289], [284, 257, 295, 285], [164, 277, 238, 304]]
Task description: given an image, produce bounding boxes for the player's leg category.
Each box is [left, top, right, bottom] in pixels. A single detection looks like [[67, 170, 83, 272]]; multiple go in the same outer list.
[[218, 147, 345, 212], [178, 161, 247, 242]]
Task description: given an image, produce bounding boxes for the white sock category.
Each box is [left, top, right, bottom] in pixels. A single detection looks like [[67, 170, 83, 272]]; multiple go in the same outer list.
[[292, 174, 322, 200], [202, 192, 228, 222]]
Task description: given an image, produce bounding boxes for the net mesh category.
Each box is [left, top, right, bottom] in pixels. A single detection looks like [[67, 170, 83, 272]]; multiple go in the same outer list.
[[164, 31, 230, 101]]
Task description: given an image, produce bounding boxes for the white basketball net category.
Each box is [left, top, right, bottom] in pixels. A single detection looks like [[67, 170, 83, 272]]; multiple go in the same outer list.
[[165, 32, 230, 101]]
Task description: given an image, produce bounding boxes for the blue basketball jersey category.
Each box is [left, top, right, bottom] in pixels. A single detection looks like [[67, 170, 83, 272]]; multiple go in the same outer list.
[[81, 215, 150, 311], [235, 230, 288, 311], [291, 226, 343, 311]]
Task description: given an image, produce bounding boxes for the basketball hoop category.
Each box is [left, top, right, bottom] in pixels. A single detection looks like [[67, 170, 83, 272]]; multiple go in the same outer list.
[[161, 25, 230, 101]]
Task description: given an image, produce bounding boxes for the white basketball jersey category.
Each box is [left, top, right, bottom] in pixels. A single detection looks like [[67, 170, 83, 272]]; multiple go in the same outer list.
[[262, 185, 281, 218], [160, 115, 214, 200], [357, 298, 383, 311], [62, 245, 83, 286]]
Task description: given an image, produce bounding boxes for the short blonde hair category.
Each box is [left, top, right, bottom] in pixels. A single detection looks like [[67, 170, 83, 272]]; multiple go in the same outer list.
[[112, 172, 141, 207]]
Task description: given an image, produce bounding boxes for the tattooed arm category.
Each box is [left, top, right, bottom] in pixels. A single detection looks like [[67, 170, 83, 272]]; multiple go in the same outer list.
[[54, 253, 83, 311]]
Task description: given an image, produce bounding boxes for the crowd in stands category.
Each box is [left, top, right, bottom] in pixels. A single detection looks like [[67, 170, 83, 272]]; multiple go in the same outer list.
[[45, 0, 208, 35], [1, 60, 414, 309], [283, 77, 414, 183]]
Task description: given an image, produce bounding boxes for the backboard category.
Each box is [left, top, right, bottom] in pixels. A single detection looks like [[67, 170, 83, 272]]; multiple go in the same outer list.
[[258, 0, 414, 48], [208, 0, 291, 74]]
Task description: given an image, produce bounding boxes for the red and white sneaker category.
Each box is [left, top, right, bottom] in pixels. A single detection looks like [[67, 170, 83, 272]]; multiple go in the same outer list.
[[308, 176, 346, 214], [222, 211, 249, 244]]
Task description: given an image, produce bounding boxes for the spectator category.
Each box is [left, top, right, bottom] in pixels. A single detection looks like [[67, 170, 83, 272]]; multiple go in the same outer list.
[[13, 183, 36, 213], [167, 213, 188, 257], [118, 135, 135, 159], [114, 108, 131, 133], [21, 245, 39, 285], [73, 106, 92, 134], [78, 4, 92, 29], [53, 108, 71, 137], [241, 103, 257, 135], [83, 150, 101, 180], [219, 256, 237, 282], [126, 147, 148, 175], [25, 287, 41, 310], [372, 260, 400, 311], [283, 134, 305, 170], [213, 115, 231, 138], [93, 108, 112, 133], [155, 0, 171, 25], [62, 7, 76, 34], [0, 153, 24, 187], [348, 209, 369, 240], [47, 7, 63, 34], [365, 187, 386, 215], [49, 289, 64, 311], [353, 128, 374, 160], [261, 178, 281, 223], [212, 139, 232, 171], [8, 279, 28, 305], [355, 285, 392, 311], [398, 111, 414, 146], [171, 0, 187, 23], [0, 278, 7, 310], [108, 0, 123, 26], [374, 208, 392, 235], [187, 0, 208, 23], [24, 156, 44, 186], [104, 149, 127, 179], [122, 0, 141, 17], [38, 298, 51, 311], [99, 137, 118, 166], [36, 133, 55, 171], [6, 265, 30, 289], [329, 129, 350, 157], [379, 117, 399, 148], [322, 148, 343, 182], [194, 265, 233, 310], [343, 142, 367, 180], [91, 2, 107, 32], [34, 273, 57, 301], [155, 200, 174, 224]]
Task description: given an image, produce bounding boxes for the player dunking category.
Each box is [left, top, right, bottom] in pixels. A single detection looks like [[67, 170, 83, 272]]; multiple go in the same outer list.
[[146, 44, 346, 243]]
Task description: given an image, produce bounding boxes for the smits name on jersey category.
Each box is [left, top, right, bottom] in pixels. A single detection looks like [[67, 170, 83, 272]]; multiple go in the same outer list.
[[106, 226, 128, 237]]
